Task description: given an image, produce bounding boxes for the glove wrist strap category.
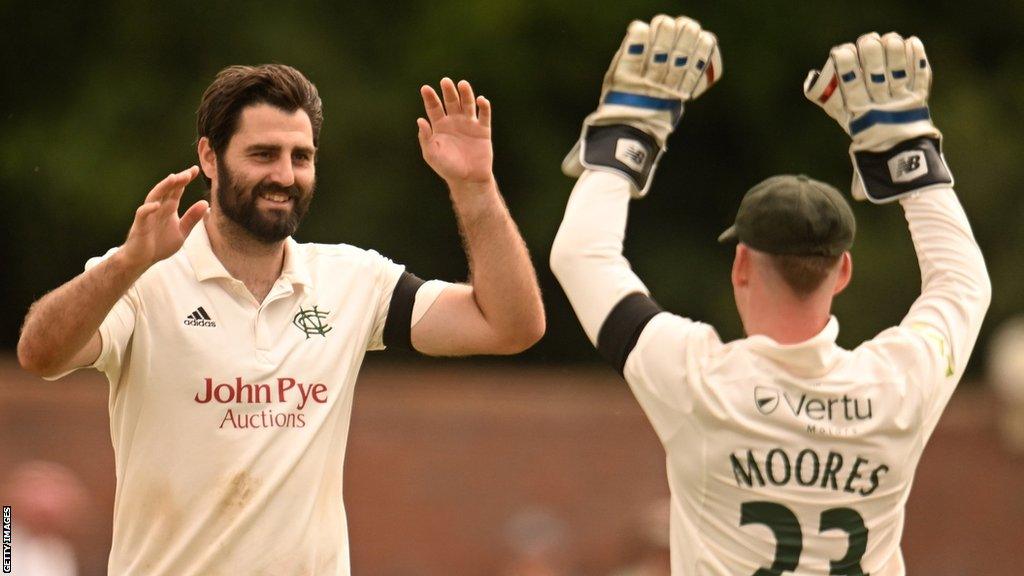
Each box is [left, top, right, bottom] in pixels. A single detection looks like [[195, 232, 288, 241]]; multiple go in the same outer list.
[[580, 124, 662, 195], [852, 136, 953, 203]]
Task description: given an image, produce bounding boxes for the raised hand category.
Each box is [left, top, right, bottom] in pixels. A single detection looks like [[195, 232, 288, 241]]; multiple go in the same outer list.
[[803, 32, 951, 203], [120, 166, 209, 269], [561, 14, 722, 197], [417, 78, 493, 186]]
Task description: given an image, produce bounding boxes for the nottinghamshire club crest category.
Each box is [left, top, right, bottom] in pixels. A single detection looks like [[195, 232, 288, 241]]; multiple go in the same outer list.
[[293, 305, 332, 338]]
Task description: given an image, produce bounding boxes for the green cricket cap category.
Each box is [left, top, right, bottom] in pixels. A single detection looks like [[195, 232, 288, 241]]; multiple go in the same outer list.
[[717, 174, 855, 257]]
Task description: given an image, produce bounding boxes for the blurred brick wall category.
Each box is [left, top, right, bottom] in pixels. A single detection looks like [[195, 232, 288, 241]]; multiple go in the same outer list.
[[1, 356, 1021, 575]]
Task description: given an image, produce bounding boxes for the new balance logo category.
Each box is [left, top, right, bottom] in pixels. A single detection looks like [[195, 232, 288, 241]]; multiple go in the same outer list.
[[887, 150, 928, 183], [624, 147, 646, 165], [184, 307, 217, 327], [898, 156, 920, 174], [614, 138, 648, 172]]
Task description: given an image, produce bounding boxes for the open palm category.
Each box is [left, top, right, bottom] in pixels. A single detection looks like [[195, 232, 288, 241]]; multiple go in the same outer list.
[[121, 166, 208, 268], [417, 78, 493, 185]]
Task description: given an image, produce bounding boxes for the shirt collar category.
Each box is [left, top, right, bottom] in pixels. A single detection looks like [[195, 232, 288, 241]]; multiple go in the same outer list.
[[183, 220, 312, 288], [280, 237, 312, 288], [742, 316, 841, 377]]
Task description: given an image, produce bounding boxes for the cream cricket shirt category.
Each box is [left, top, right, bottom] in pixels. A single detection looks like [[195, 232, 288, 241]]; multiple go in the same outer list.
[[73, 222, 443, 576], [621, 190, 989, 576], [551, 172, 990, 576]]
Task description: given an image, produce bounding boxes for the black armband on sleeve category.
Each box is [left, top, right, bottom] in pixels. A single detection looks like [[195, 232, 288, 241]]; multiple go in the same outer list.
[[383, 271, 426, 351], [596, 292, 664, 375]]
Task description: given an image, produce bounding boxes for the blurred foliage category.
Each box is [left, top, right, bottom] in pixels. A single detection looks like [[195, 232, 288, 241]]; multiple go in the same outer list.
[[2, 0, 1022, 374]]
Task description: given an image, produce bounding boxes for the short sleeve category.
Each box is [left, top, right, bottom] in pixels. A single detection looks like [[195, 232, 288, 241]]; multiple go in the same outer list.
[[365, 249, 453, 352], [42, 248, 138, 381], [622, 312, 722, 443], [87, 249, 139, 378], [93, 291, 138, 378], [366, 254, 407, 351]]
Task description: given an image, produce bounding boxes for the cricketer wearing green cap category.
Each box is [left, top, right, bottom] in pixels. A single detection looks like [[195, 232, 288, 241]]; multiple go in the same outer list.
[[714, 173, 857, 305], [551, 16, 989, 575], [718, 174, 856, 258]]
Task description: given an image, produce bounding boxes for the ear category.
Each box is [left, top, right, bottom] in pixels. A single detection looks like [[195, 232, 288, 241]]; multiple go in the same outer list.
[[198, 137, 217, 186], [832, 252, 853, 295], [732, 244, 750, 288]]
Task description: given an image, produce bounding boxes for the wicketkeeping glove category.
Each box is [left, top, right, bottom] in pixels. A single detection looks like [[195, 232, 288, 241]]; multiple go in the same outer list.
[[561, 15, 722, 197], [804, 32, 953, 203]]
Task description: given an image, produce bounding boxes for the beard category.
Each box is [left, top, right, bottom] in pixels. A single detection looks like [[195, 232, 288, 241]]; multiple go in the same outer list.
[[215, 157, 315, 244]]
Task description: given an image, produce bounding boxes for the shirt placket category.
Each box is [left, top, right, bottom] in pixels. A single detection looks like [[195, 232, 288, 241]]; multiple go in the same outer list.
[[254, 280, 297, 363]]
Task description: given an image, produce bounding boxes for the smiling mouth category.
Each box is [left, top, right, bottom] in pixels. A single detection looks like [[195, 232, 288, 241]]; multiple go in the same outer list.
[[257, 190, 294, 205]]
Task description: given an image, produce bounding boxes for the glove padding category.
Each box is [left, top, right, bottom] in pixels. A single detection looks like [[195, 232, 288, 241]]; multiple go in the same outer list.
[[804, 32, 952, 203], [562, 15, 722, 197]]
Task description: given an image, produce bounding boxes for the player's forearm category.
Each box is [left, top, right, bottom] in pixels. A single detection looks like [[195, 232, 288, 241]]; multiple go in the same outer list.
[[448, 177, 545, 351], [17, 251, 145, 376], [900, 187, 992, 373], [549, 170, 650, 344]]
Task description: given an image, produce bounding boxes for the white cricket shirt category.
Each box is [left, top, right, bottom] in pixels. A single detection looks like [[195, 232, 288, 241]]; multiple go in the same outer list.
[[625, 191, 988, 575], [551, 171, 990, 576], [68, 221, 444, 575]]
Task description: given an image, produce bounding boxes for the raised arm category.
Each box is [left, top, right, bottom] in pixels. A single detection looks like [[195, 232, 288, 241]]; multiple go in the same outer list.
[[550, 171, 648, 344], [17, 167, 208, 377], [803, 33, 991, 382], [899, 189, 990, 379], [408, 78, 544, 356], [550, 15, 722, 369]]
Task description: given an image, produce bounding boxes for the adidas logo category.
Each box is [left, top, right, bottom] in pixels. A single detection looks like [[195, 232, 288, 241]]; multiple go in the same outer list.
[[183, 306, 217, 328]]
